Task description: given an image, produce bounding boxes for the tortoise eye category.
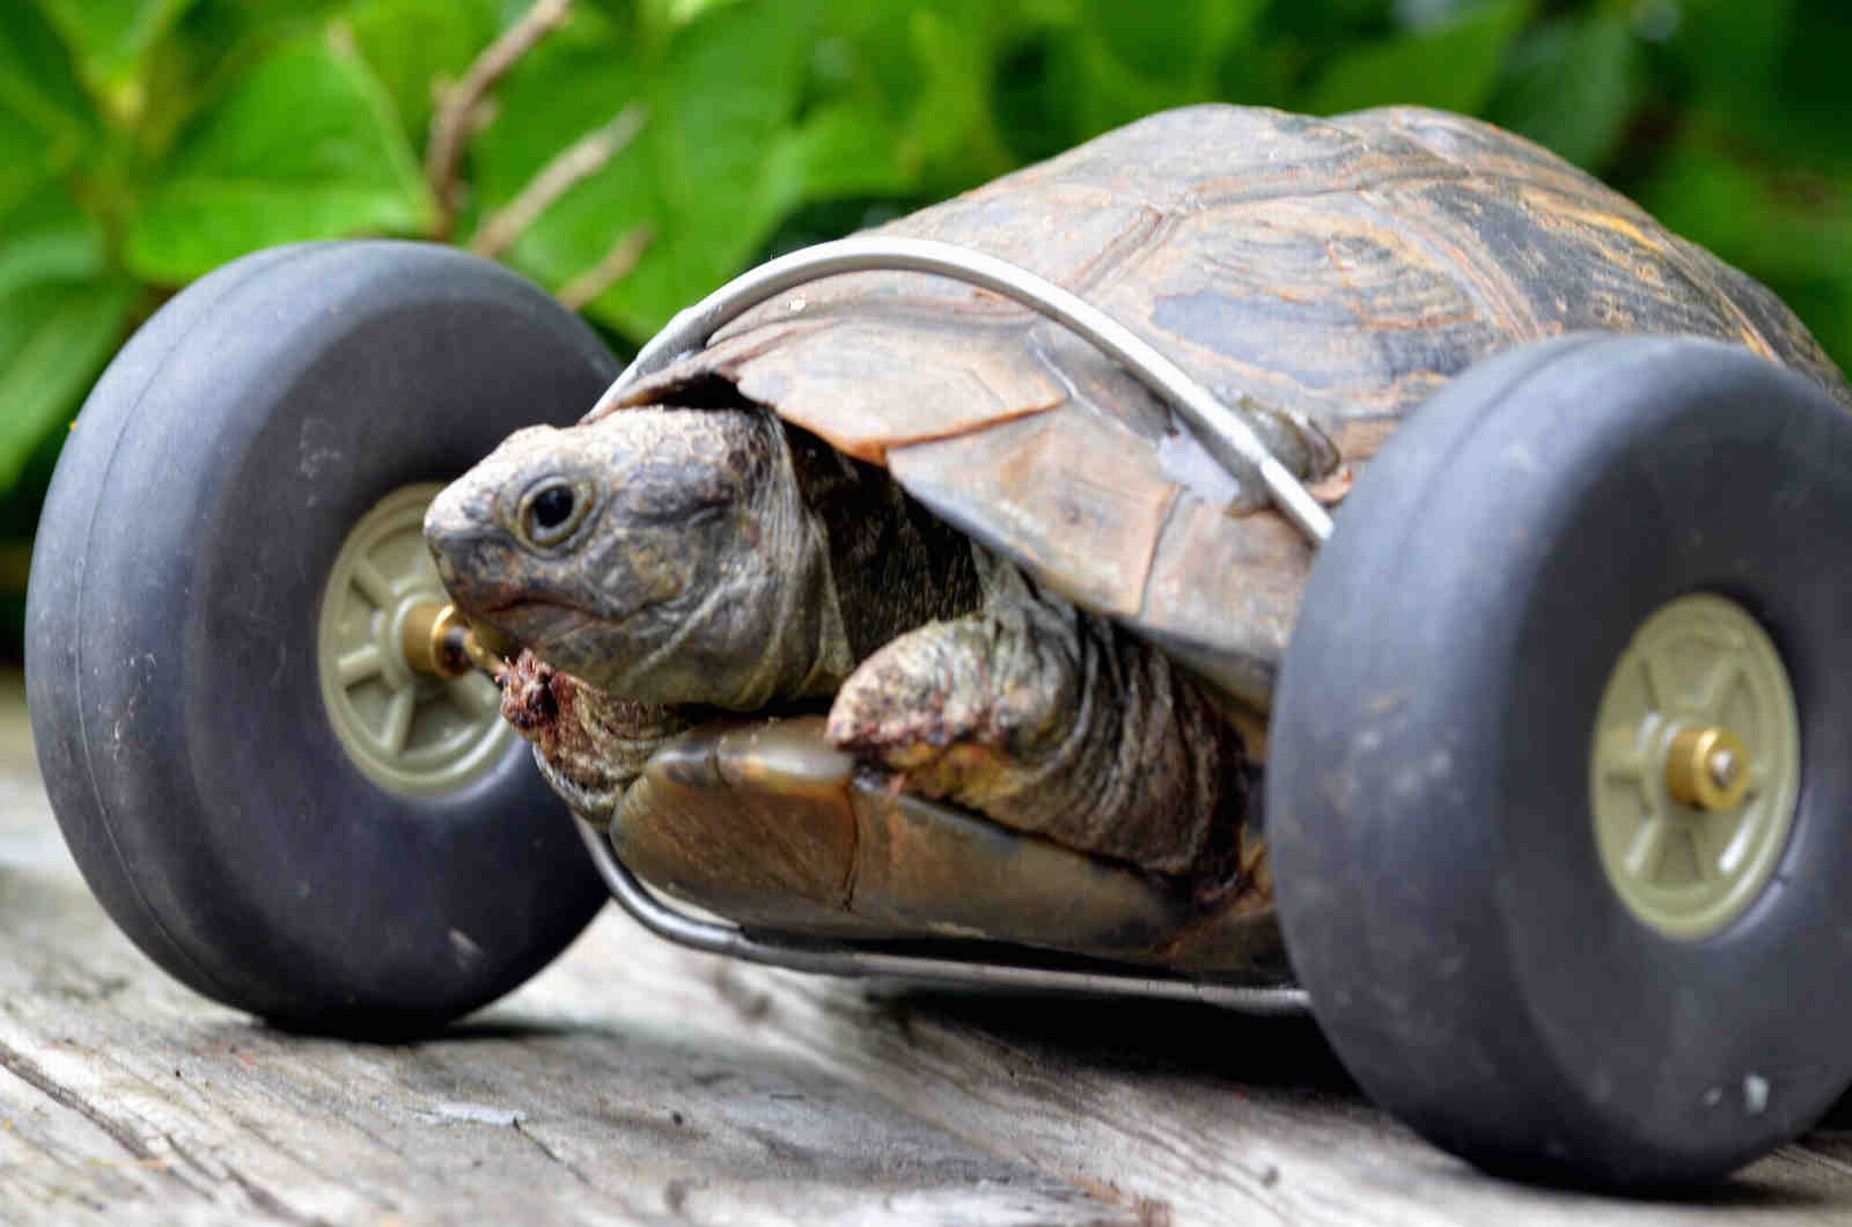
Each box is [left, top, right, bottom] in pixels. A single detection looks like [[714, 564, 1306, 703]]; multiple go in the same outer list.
[[532, 485, 574, 529], [518, 480, 588, 548]]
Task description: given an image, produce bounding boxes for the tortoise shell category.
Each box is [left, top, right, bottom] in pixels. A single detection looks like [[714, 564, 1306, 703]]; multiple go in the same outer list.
[[615, 104, 1851, 711]]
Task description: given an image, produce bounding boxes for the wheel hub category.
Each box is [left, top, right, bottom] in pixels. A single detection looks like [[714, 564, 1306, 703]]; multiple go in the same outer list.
[[1590, 593, 1800, 940], [1663, 723, 1752, 812], [317, 484, 513, 796]]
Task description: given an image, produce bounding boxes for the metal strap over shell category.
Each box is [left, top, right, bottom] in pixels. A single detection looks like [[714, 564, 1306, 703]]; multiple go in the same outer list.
[[595, 236, 1335, 544], [574, 819, 1312, 1016], [579, 237, 1322, 1015]]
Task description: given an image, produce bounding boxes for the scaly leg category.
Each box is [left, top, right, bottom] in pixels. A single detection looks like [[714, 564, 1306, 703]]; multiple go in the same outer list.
[[824, 575, 1249, 883]]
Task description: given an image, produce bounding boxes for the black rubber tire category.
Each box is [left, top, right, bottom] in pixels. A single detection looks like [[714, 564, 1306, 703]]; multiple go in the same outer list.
[[1270, 334, 1852, 1188], [26, 242, 618, 1035]]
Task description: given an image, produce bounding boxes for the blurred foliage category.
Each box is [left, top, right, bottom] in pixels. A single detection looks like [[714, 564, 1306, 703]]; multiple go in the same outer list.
[[1, 0, 1850, 600]]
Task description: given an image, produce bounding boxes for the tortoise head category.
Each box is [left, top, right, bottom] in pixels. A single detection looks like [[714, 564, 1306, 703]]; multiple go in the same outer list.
[[425, 406, 823, 705]]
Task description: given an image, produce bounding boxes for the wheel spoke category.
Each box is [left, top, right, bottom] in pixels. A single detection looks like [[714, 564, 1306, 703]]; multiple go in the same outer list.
[[1598, 727, 1647, 780], [1745, 759, 1770, 800], [337, 644, 385, 686], [350, 556, 399, 610], [1624, 815, 1667, 880], [379, 687, 417, 756], [1701, 814, 1747, 879], [1690, 828, 1723, 882], [1637, 653, 1671, 710], [1696, 657, 1745, 718]]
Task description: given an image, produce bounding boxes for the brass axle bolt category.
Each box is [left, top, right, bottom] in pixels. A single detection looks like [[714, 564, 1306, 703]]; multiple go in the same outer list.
[[401, 603, 476, 680], [1665, 725, 1752, 812]]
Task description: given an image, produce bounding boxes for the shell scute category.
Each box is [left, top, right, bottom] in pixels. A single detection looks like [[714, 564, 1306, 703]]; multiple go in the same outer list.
[[1139, 497, 1314, 708], [844, 784, 1184, 951], [1133, 192, 1508, 417], [613, 721, 861, 929], [887, 410, 1178, 619], [614, 717, 1227, 961]]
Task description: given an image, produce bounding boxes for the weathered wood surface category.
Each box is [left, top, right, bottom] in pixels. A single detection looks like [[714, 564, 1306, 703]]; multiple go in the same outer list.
[[0, 671, 1846, 1225]]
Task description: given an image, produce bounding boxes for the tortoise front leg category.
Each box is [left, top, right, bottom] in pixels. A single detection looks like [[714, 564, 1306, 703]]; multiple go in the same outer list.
[[824, 583, 1250, 885]]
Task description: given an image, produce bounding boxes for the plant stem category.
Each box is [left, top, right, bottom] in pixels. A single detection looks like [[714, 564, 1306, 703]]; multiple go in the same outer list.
[[558, 227, 654, 310], [425, 0, 575, 241], [469, 106, 647, 259]]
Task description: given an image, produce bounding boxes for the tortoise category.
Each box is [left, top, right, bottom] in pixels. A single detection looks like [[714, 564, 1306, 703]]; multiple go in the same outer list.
[[29, 103, 1852, 1189], [425, 101, 1848, 960], [419, 104, 1852, 1187]]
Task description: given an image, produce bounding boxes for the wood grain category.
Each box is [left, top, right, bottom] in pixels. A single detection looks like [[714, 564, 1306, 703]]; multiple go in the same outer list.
[[0, 672, 1846, 1225]]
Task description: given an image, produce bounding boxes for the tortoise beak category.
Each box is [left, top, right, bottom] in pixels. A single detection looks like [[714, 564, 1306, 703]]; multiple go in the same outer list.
[[423, 480, 593, 664], [423, 480, 508, 611]]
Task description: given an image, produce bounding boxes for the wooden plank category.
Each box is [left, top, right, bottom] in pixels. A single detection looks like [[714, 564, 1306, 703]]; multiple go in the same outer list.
[[0, 676, 1125, 1227], [588, 939, 1852, 1227], [1, 670, 1847, 1225], [0, 867, 1142, 1227]]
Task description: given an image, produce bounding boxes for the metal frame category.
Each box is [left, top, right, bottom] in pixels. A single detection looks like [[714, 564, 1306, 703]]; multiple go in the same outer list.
[[575, 819, 1310, 1015], [578, 236, 1329, 1016], [594, 237, 1333, 543]]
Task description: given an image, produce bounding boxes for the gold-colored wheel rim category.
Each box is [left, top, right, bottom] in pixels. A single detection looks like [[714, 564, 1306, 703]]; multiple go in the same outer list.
[[316, 484, 511, 796], [1589, 593, 1800, 940]]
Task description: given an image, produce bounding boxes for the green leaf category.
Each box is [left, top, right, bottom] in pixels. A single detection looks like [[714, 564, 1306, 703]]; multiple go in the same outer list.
[[1488, 14, 1640, 170], [1078, 0, 1265, 81], [0, 3, 95, 204], [1639, 124, 1852, 287], [468, 6, 642, 199], [1034, 0, 1271, 141], [0, 277, 137, 491], [1667, 0, 1795, 114], [124, 31, 433, 282], [0, 183, 108, 300], [1636, 118, 1852, 374], [767, 102, 913, 202], [636, 0, 749, 35], [808, 0, 1028, 192], [1769, 278, 1852, 383], [1666, 0, 1851, 171], [122, 0, 352, 164], [471, 0, 816, 336], [345, 0, 499, 145], [34, 0, 199, 92], [901, 4, 1016, 182], [0, 177, 111, 516], [1308, 0, 1532, 117]]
